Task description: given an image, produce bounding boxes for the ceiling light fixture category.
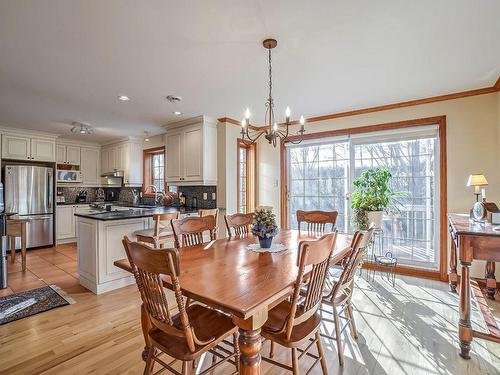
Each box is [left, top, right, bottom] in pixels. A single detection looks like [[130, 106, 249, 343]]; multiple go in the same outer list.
[[240, 39, 305, 147], [71, 122, 94, 135], [144, 131, 150, 142], [172, 111, 182, 116], [166, 95, 182, 103], [118, 95, 130, 101]]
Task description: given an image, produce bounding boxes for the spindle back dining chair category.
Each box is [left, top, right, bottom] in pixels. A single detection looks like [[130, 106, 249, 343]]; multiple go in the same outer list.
[[198, 208, 219, 235], [224, 212, 254, 237], [198, 208, 219, 222], [171, 215, 217, 248], [122, 237, 239, 375], [296, 210, 338, 234], [321, 227, 373, 366], [135, 212, 180, 248], [261, 232, 338, 375]]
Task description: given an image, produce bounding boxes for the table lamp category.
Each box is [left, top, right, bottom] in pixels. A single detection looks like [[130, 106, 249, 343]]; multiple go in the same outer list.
[[467, 174, 488, 202]]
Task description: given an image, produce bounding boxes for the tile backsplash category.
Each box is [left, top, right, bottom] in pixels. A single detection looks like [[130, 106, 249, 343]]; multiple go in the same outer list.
[[174, 185, 217, 209], [57, 185, 217, 208], [57, 187, 97, 203]]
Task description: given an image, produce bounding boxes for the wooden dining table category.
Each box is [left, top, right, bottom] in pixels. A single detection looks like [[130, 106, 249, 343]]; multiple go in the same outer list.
[[115, 229, 352, 374]]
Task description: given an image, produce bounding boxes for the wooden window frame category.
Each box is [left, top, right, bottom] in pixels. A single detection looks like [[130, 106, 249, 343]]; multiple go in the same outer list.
[[280, 116, 448, 281], [143, 146, 166, 196], [237, 140, 257, 213]]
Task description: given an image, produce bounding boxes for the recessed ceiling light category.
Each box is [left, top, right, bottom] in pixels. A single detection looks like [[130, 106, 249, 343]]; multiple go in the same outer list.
[[173, 111, 182, 116], [118, 95, 130, 101]]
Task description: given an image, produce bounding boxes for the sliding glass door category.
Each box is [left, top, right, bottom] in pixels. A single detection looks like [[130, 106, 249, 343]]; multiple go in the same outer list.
[[286, 126, 440, 270]]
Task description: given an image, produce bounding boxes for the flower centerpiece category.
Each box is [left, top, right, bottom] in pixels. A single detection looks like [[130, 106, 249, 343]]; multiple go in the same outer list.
[[251, 207, 279, 249]]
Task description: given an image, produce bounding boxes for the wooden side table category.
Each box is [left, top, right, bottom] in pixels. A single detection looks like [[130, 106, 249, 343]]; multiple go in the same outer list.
[[7, 218, 29, 271]]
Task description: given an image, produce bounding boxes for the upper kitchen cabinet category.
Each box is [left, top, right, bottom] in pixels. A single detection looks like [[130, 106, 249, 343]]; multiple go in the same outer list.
[[163, 116, 217, 185], [56, 139, 101, 186], [56, 144, 81, 165], [80, 147, 100, 186], [1, 131, 57, 162], [101, 138, 142, 186]]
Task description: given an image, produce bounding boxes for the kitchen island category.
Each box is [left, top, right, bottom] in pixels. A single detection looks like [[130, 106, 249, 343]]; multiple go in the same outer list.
[[75, 206, 198, 294]]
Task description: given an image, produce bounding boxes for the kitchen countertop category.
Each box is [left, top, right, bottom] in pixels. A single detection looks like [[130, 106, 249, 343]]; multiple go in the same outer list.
[[56, 201, 155, 208], [74, 206, 199, 221]]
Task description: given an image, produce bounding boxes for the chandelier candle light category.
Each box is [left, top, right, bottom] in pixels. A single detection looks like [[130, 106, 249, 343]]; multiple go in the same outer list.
[[240, 39, 306, 147]]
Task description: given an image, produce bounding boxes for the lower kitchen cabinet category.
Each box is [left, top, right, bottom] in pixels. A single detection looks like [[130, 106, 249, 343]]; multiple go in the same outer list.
[[56, 204, 91, 242], [56, 205, 75, 240]]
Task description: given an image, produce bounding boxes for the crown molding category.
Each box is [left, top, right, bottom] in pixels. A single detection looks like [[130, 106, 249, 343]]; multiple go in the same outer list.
[[220, 75, 500, 129], [163, 115, 217, 131], [494, 76, 500, 91], [0, 125, 59, 139], [217, 117, 261, 131], [56, 137, 101, 148]]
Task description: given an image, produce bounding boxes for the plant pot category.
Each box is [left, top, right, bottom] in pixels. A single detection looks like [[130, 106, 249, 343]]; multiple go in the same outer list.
[[366, 210, 383, 229], [258, 236, 273, 249]]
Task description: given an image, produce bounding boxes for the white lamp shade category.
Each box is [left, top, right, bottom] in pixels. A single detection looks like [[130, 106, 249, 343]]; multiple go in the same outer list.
[[466, 174, 488, 187]]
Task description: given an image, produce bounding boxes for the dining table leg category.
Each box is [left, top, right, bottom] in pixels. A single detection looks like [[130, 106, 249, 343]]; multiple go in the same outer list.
[[233, 309, 268, 374]]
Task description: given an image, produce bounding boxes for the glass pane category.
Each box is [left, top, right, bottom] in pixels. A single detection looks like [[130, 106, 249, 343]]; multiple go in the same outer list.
[[287, 132, 439, 270]]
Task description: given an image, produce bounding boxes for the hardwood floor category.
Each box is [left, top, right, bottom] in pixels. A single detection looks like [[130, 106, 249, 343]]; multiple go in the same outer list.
[[1, 244, 499, 374]]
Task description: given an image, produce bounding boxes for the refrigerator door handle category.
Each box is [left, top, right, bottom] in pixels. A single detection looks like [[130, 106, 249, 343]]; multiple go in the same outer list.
[[47, 170, 53, 210]]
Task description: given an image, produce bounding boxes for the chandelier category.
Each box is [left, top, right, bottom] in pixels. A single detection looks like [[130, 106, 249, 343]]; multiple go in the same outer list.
[[240, 39, 305, 147]]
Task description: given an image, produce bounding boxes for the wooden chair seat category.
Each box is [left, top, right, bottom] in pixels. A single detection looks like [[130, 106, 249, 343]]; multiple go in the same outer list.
[[135, 229, 174, 240], [150, 304, 237, 361], [262, 300, 322, 348], [135, 212, 179, 249], [114, 258, 132, 273]]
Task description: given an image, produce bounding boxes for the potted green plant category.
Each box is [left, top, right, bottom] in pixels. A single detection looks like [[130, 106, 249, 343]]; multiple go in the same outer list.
[[351, 168, 399, 230], [251, 207, 279, 248]]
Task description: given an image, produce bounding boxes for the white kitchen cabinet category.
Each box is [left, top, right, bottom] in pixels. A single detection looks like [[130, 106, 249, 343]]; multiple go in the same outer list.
[[56, 144, 66, 163], [165, 131, 182, 180], [101, 148, 110, 173], [2, 133, 56, 162], [56, 204, 93, 242], [66, 146, 81, 165], [30, 138, 56, 162], [56, 205, 76, 239], [164, 116, 217, 185], [80, 147, 100, 185], [56, 144, 81, 165], [101, 139, 142, 186], [2, 134, 31, 160]]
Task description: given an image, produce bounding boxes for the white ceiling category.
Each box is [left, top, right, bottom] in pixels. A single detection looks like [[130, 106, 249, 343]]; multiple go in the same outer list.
[[0, 0, 499, 143]]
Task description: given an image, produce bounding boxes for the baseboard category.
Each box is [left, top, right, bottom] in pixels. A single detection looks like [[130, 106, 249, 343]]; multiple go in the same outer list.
[[362, 261, 442, 281]]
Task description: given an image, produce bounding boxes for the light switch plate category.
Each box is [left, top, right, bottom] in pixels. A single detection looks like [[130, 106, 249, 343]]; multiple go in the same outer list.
[[203, 192, 208, 200]]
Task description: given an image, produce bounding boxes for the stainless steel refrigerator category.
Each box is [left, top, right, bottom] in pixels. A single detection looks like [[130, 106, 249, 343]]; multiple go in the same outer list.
[[4, 165, 54, 248]]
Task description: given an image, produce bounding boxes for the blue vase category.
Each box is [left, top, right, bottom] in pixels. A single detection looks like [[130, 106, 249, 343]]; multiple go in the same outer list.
[[259, 236, 273, 249]]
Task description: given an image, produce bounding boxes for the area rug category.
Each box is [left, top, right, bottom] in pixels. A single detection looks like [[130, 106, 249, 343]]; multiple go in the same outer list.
[[0, 285, 73, 325]]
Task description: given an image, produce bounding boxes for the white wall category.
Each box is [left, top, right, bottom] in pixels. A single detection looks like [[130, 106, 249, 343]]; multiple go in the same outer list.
[[255, 92, 500, 278], [142, 134, 164, 149], [217, 121, 241, 213]]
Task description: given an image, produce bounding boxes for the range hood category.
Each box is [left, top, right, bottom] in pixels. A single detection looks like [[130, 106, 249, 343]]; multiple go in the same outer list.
[[100, 170, 124, 178]]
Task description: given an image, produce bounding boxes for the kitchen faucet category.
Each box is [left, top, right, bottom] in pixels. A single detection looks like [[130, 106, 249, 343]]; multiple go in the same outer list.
[[144, 185, 165, 204]]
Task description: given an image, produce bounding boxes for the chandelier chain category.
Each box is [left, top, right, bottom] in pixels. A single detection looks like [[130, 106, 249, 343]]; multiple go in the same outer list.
[[268, 47, 272, 102], [241, 39, 305, 147]]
